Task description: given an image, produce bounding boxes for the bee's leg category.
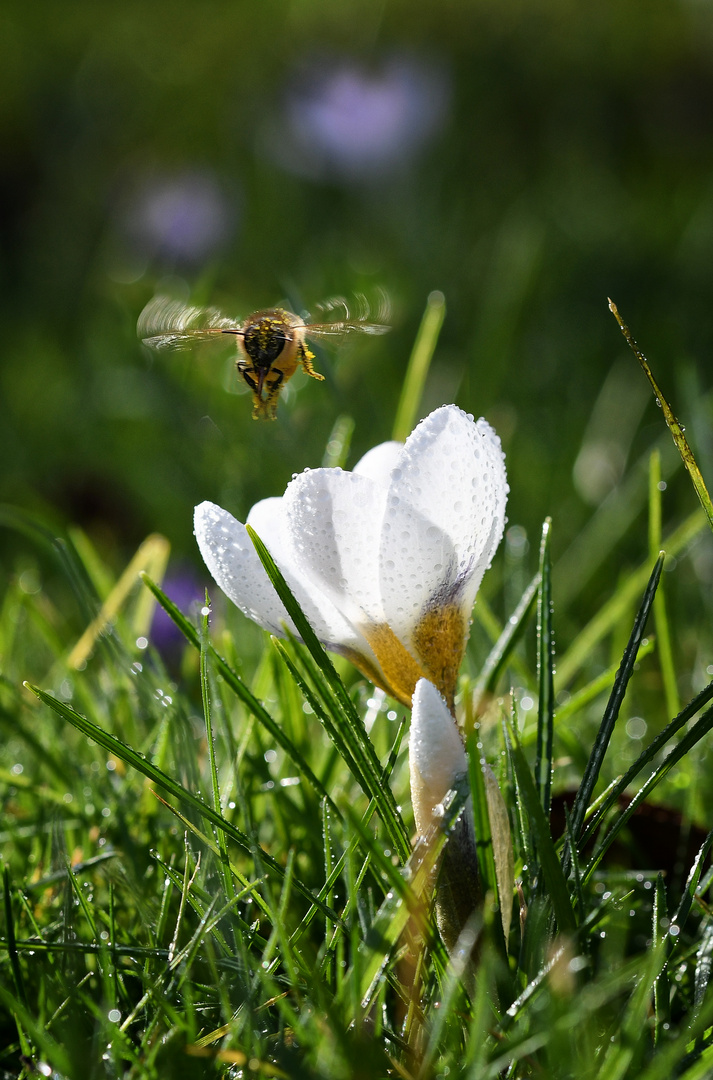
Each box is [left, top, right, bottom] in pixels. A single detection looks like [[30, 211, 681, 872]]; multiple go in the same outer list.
[[239, 368, 265, 421], [298, 343, 325, 381], [262, 370, 284, 421]]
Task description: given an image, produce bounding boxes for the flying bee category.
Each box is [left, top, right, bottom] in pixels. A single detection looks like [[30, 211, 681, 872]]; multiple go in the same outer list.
[[137, 292, 391, 420]]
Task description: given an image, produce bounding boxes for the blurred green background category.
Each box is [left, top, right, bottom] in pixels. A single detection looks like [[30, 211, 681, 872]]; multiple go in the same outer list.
[[2, 0, 713, 654]]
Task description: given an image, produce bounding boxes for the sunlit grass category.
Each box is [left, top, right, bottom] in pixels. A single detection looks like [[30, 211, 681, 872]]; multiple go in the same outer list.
[[3, 315, 713, 1078]]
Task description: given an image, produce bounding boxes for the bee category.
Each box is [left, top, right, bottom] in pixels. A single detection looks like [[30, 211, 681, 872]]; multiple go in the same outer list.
[[137, 292, 390, 420]]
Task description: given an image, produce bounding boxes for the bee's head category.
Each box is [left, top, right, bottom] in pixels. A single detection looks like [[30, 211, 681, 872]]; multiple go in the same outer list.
[[241, 310, 295, 371]]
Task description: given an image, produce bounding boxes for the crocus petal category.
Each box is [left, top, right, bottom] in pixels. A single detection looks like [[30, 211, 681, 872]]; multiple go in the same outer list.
[[285, 467, 432, 704], [379, 500, 460, 643], [195, 500, 293, 635], [398, 406, 506, 566], [383, 405, 507, 618], [195, 500, 371, 657], [352, 440, 403, 484], [284, 468, 387, 626], [409, 678, 468, 835], [380, 406, 507, 701], [246, 497, 361, 645]]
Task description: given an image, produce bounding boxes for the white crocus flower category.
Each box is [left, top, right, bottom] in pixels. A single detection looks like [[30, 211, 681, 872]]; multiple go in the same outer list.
[[194, 404, 507, 709]]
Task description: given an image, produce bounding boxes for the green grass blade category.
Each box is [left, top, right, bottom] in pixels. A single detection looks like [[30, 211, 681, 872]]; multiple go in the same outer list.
[[552, 639, 655, 730], [140, 572, 335, 808], [583, 702, 713, 882], [271, 638, 361, 815], [470, 572, 540, 711], [419, 912, 482, 1077], [152, 848, 268, 961], [649, 448, 680, 719], [246, 525, 410, 860], [506, 719, 576, 934], [0, 937, 171, 962], [648, 448, 663, 567], [0, 983, 72, 1076], [346, 774, 471, 1011], [322, 798, 335, 955], [694, 919, 713, 1010], [674, 1044, 713, 1080], [341, 802, 416, 909], [556, 507, 706, 687], [652, 873, 668, 1045], [151, 791, 272, 921], [67, 531, 170, 670], [65, 860, 99, 940], [468, 752, 496, 911], [279, 632, 410, 860], [568, 552, 663, 843], [534, 519, 554, 815], [553, 427, 679, 610], [25, 682, 341, 924], [610, 298, 713, 532], [392, 290, 446, 442], [288, 720, 406, 950], [245, 528, 371, 745], [321, 413, 355, 469], [276, 631, 372, 774], [467, 730, 508, 953], [580, 678, 713, 846], [0, 505, 99, 627], [3, 865, 27, 1009], [596, 939, 667, 1080], [199, 602, 235, 904], [636, 992, 713, 1080], [562, 804, 585, 919], [275, 634, 409, 876], [669, 826, 713, 947]]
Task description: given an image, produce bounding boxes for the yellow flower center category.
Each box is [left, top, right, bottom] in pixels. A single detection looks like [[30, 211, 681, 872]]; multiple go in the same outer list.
[[357, 601, 467, 711]]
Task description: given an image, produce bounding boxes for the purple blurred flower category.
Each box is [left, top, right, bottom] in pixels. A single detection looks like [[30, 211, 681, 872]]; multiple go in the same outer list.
[[123, 170, 237, 265], [150, 565, 206, 657], [269, 54, 450, 182]]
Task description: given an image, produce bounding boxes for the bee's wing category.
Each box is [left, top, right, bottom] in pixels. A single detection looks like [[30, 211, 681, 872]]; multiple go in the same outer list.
[[137, 296, 243, 351], [305, 321, 391, 341], [304, 291, 392, 343]]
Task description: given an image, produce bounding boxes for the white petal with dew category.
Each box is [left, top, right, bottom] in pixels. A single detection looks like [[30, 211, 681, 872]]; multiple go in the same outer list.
[[379, 500, 460, 647], [285, 468, 387, 625], [194, 500, 355, 647], [245, 498, 366, 649], [194, 501, 294, 636], [381, 405, 508, 643], [353, 440, 403, 485], [245, 498, 293, 570], [409, 678, 467, 835]]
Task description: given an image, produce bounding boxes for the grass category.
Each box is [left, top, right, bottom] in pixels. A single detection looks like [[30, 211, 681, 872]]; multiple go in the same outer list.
[[3, 312, 713, 1078]]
